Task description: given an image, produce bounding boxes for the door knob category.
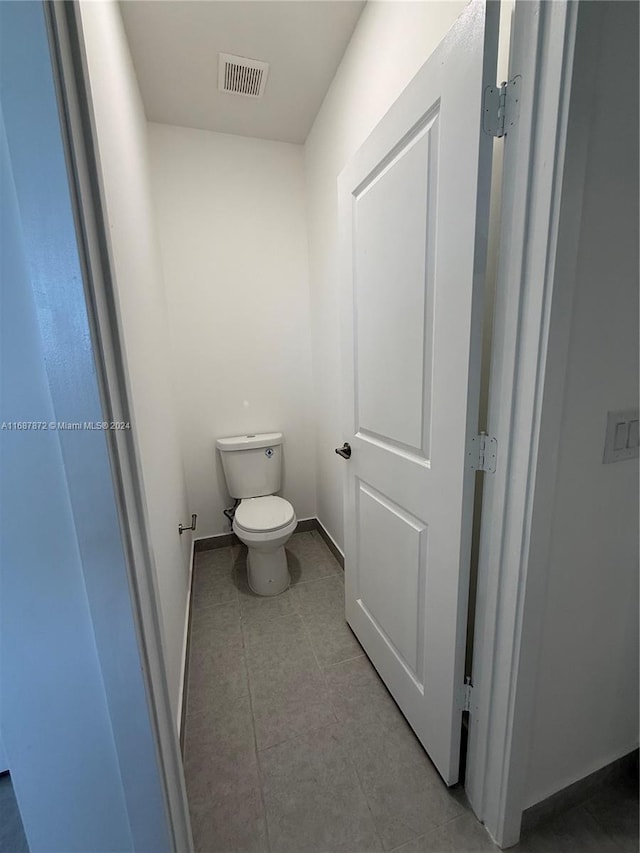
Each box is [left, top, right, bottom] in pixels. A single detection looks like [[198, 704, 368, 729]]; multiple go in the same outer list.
[[335, 442, 352, 460]]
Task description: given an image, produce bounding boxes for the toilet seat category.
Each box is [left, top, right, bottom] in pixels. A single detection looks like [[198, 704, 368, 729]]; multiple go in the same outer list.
[[234, 496, 295, 533]]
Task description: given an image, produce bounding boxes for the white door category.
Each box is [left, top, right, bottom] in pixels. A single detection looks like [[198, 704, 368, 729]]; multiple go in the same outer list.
[[338, 0, 498, 786]]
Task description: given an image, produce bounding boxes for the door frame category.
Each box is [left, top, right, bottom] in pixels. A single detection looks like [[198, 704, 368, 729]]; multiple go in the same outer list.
[[465, 0, 592, 846], [45, 3, 193, 851]]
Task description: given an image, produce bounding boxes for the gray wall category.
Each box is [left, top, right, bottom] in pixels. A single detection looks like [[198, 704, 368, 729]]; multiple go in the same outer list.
[[525, 0, 639, 806]]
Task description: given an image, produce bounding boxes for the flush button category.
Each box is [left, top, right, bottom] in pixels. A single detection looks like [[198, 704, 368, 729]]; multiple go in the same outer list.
[[628, 420, 639, 449]]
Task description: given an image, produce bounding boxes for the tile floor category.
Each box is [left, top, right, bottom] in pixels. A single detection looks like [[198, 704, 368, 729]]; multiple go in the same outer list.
[[183, 530, 639, 853]]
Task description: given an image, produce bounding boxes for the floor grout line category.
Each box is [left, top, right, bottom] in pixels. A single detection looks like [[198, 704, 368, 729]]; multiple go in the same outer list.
[[239, 600, 273, 853], [289, 569, 341, 586], [232, 540, 448, 853], [388, 838, 426, 853], [190, 597, 239, 616], [232, 550, 350, 851], [240, 609, 299, 628], [324, 702, 387, 852], [322, 652, 366, 672], [255, 719, 340, 756], [573, 796, 632, 853], [291, 567, 332, 676]]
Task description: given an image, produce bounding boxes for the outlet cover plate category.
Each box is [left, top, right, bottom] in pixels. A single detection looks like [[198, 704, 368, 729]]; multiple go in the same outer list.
[[603, 408, 639, 464]]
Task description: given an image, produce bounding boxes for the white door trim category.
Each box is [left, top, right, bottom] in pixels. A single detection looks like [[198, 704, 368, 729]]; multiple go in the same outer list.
[[464, 0, 593, 846], [46, 4, 193, 851]]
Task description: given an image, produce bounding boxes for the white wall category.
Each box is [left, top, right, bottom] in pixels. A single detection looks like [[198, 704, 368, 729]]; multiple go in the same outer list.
[[148, 123, 316, 537], [304, 0, 468, 550], [79, 0, 192, 722], [525, 0, 639, 807]]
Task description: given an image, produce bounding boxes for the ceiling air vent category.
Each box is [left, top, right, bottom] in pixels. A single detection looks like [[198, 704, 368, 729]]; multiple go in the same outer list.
[[218, 53, 269, 99]]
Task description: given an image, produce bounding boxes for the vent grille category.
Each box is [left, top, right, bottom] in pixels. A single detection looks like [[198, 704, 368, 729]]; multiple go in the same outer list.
[[218, 53, 269, 99]]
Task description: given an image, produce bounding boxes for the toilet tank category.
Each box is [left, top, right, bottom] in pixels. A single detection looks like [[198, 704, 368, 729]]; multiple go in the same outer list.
[[216, 432, 283, 499]]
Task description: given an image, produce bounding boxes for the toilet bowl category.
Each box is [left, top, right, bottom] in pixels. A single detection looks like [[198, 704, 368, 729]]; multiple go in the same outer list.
[[232, 495, 297, 595]]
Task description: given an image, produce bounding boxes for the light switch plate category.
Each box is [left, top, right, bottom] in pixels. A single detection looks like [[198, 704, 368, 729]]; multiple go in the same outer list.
[[603, 408, 639, 463]]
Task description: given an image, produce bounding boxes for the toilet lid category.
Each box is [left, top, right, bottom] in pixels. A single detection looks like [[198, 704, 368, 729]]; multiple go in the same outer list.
[[234, 496, 294, 533]]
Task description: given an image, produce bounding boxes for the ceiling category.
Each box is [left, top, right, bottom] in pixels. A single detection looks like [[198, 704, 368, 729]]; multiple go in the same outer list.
[[119, 1, 365, 144]]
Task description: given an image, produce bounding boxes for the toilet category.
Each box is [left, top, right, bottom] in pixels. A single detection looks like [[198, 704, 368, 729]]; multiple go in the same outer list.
[[216, 432, 296, 596]]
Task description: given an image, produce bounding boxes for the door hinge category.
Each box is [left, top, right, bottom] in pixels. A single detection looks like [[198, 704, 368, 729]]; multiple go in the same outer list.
[[468, 432, 497, 473], [461, 677, 474, 714], [483, 75, 521, 138]]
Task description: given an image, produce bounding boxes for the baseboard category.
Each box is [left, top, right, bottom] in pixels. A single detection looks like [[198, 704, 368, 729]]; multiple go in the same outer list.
[[176, 536, 195, 749], [194, 531, 237, 552], [191, 517, 343, 567], [314, 518, 345, 569], [521, 748, 639, 832]]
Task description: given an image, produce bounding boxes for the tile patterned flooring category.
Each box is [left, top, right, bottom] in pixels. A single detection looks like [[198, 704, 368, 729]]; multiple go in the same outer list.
[[183, 531, 639, 853]]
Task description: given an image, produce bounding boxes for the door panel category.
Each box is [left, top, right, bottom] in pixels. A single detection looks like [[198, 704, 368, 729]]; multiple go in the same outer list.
[[338, 0, 497, 785], [354, 109, 439, 458], [357, 481, 427, 682]]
